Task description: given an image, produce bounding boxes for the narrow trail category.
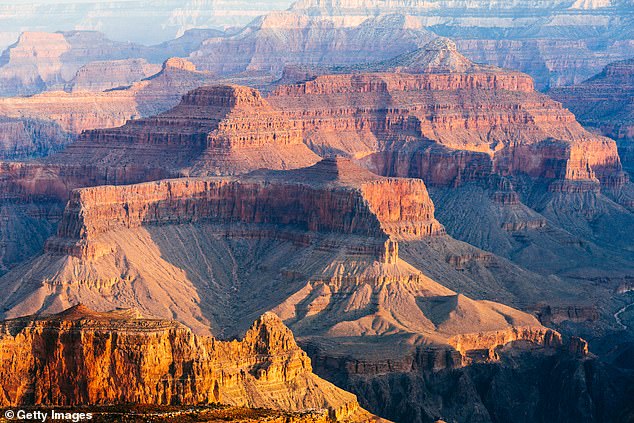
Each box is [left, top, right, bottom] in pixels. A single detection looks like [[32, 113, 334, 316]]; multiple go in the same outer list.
[[615, 302, 634, 331]]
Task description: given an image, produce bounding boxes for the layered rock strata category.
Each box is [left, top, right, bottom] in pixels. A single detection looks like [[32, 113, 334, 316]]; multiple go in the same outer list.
[[0, 305, 380, 422], [266, 40, 625, 190], [67, 59, 161, 92], [189, 13, 435, 77], [47, 158, 443, 263], [550, 59, 634, 173], [49, 84, 320, 177], [0, 29, 218, 96], [290, 0, 634, 89], [0, 117, 73, 159]]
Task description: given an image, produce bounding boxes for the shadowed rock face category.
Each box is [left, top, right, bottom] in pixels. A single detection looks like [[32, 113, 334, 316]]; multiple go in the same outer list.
[[0, 305, 383, 422], [550, 59, 634, 174]]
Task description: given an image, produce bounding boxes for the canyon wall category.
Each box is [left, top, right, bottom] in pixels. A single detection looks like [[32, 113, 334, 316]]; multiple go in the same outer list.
[[0, 305, 374, 422], [47, 158, 443, 263], [550, 59, 634, 173], [267, 66, 624, 189], [67, 59, 161, 92], [0, 117, 73, 159]]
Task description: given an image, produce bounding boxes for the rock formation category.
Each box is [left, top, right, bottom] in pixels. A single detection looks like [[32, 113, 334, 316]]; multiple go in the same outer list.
[[46, 158, 442, 263], [0, 305, 382, 422], [550, 59, 634, 173], [0, 159, 575, 375], [66, 59, 161, 92], [290, 0, 634, 89], [0, 117, 73, 159], [0, 31, 151, 96], [48, 85, 320, 177], [0, 29, 223, 97], [266, 39, 625, 192], [189, 12, 435, 77]]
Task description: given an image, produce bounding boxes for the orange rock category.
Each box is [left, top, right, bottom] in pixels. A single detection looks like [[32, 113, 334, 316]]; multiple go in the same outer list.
[[0, 305, 381, 422]]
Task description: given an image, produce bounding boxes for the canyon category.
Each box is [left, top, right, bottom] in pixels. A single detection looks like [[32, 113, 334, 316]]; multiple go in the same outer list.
[[0, 156, 618, 422], [0, 5, 631, 421], [289, 0, 634, 89]]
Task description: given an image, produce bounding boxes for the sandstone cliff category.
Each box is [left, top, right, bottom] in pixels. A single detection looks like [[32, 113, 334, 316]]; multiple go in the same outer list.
[[49, 85, 320, 177], [266, 41, 624, 190], [550, 59, 634, 174], [48, 158, 442, 263], [67, 59, 161, 92], [0, 305, 382, 422]]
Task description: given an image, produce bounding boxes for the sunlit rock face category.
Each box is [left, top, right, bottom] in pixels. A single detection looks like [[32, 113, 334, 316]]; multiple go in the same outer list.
[[265, 39, 625, 192], [0, 305, 384, 422]]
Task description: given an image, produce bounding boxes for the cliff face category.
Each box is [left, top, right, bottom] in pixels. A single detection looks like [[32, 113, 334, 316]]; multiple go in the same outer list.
[[0, 29, 221, 97], [189, 13, 435, 76], [67, 59, 161, 92], [49, 85, 320, 177], [0, 117, 73, 159], [289, 0, 634, 90], [266, 44, 624, 190], [0, 57, 221, 152], [550, 59, 634, 173], [0, 31, 153, 96], [48, 158, 443, 263], [0, 305, 377, 422], [0, 89, 141, 134]]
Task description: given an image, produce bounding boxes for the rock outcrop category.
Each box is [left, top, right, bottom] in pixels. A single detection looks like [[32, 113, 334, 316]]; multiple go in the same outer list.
[[67, 59, 161, 92], [0, 305, 381, 422], [47, 158, 443, 263], [49, 85, 320, 177], [265, 40, 624, 190], [0, 89, 141, 134], [550, 59, 634, 174]]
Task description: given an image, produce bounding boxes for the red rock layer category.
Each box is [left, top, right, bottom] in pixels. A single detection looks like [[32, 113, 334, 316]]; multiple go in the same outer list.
[[51, 85, 319, 176], [550, 59, 634, 173], [267, 72, 624, 189], [48, 158, 444, 263], [0, 305, 369, 421]]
